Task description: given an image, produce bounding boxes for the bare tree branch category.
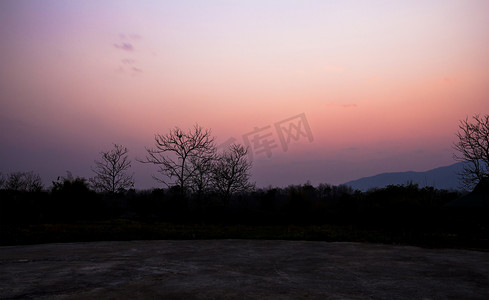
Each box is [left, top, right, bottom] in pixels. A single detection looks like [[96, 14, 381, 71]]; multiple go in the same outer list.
[[140, 124, 216, 194], [189, 152, 216, 196], [212, 144, 254, 200], [453, 114, 489, 189], [0, 172, 5, 189], [4, 171, 43, 192], [90, 144, 134, 193]]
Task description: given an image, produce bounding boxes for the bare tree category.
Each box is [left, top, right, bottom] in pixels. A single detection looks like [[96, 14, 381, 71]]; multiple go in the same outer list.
[[90, 144, 134, 193], [0, 172, 5, 189], [212, 144, 254, 200], [189, 153, 215, 197], [4, 171, 43, 192], [141, 124, 216, 194], [5, 172, 24, 191], [23, 171, 44, 192], [453, 114, 489, 189], [53, 171, 91, 193]]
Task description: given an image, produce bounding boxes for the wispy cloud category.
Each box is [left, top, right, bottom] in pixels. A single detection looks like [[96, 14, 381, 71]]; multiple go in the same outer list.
[[128, 34, 141, 40], [121, 58, 135, 64], [325, 103, 358, 109], [119, 33, 141, 41], [114, 42, 134, 52], [113, 33, 143, 74]]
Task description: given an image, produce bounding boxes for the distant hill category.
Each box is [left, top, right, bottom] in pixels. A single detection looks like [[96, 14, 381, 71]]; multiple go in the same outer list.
[[343, 162, 465, 191]]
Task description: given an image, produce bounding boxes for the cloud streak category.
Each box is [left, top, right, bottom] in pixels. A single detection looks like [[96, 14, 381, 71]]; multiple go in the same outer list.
[[114, 42, 134, 52], [113, 33, 143, 74], [119, 33, 141, 41], [325, 103, 358, 109], [121, 58, 135, 64]]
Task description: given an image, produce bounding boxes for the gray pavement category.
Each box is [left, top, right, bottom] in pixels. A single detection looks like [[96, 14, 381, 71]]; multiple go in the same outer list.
[[1, 240, 488, 299]]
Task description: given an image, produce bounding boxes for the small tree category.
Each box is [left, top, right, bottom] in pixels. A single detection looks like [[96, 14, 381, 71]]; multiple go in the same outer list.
[[23, 171, 44, 192], [212, 144, 254, 201], [51, 172, 97, 221], [53, 171, 91, 194], [141, 124, 215, 194], [5, 172, 24, 191], [0, 172, 5, 189], [90, 144, 134, 193], [4, 171, 43, 192], [453, 114, 489, 189]]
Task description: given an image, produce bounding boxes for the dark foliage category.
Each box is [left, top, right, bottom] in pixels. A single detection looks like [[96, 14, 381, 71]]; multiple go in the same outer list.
[[2, 179, 487, 248], [2, 171, 43, 192]]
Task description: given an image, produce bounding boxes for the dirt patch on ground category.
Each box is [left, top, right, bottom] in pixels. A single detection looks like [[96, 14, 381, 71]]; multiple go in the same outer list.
[[1, 240, 488, 299]]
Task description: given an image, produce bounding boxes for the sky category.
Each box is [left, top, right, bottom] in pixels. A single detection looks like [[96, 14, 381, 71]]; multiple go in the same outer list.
[[1, 0, 488, 189]]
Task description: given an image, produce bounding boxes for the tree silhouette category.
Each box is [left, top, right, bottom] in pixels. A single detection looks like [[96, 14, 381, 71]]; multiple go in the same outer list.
[[189, 152, 215, 198], [453, 114, 489, 189], [52, 172, 91, 194], [0, 172, 5, 189], [212, 144, 254, 201], [90, 144, 134, 193], [141, 124, 215, 194], [51, 172, 98, 221], [4, 171, 43, 192]]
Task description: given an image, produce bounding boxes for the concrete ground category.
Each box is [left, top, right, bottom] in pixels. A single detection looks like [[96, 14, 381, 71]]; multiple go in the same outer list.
[[0, 240, 488, 299]]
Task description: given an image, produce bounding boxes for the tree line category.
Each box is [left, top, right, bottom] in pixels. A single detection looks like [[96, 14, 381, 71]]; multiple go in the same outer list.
[[3, 114, 488, 195], [0, 177, 466, 226], [5, 179, 487, 248], [1, 125, 254, 200], [1, 115, 488, 225]]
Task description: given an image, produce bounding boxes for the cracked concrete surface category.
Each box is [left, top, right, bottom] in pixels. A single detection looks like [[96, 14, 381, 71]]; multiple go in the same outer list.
[[1, 240, 488, 299]]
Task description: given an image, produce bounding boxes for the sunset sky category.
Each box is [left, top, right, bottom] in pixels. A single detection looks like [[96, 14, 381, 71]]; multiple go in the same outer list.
[[1, 0, 488, 189]]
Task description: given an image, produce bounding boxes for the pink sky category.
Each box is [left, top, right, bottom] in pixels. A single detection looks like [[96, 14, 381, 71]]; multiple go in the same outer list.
[[1, 0, 488, 189]]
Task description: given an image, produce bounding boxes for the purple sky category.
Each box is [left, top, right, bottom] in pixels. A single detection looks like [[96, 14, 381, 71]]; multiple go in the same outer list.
[[1, 0, 488, 189]]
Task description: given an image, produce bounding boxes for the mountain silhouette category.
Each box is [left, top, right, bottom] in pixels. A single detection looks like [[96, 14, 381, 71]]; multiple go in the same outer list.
[[343, 162, 465, 191]]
